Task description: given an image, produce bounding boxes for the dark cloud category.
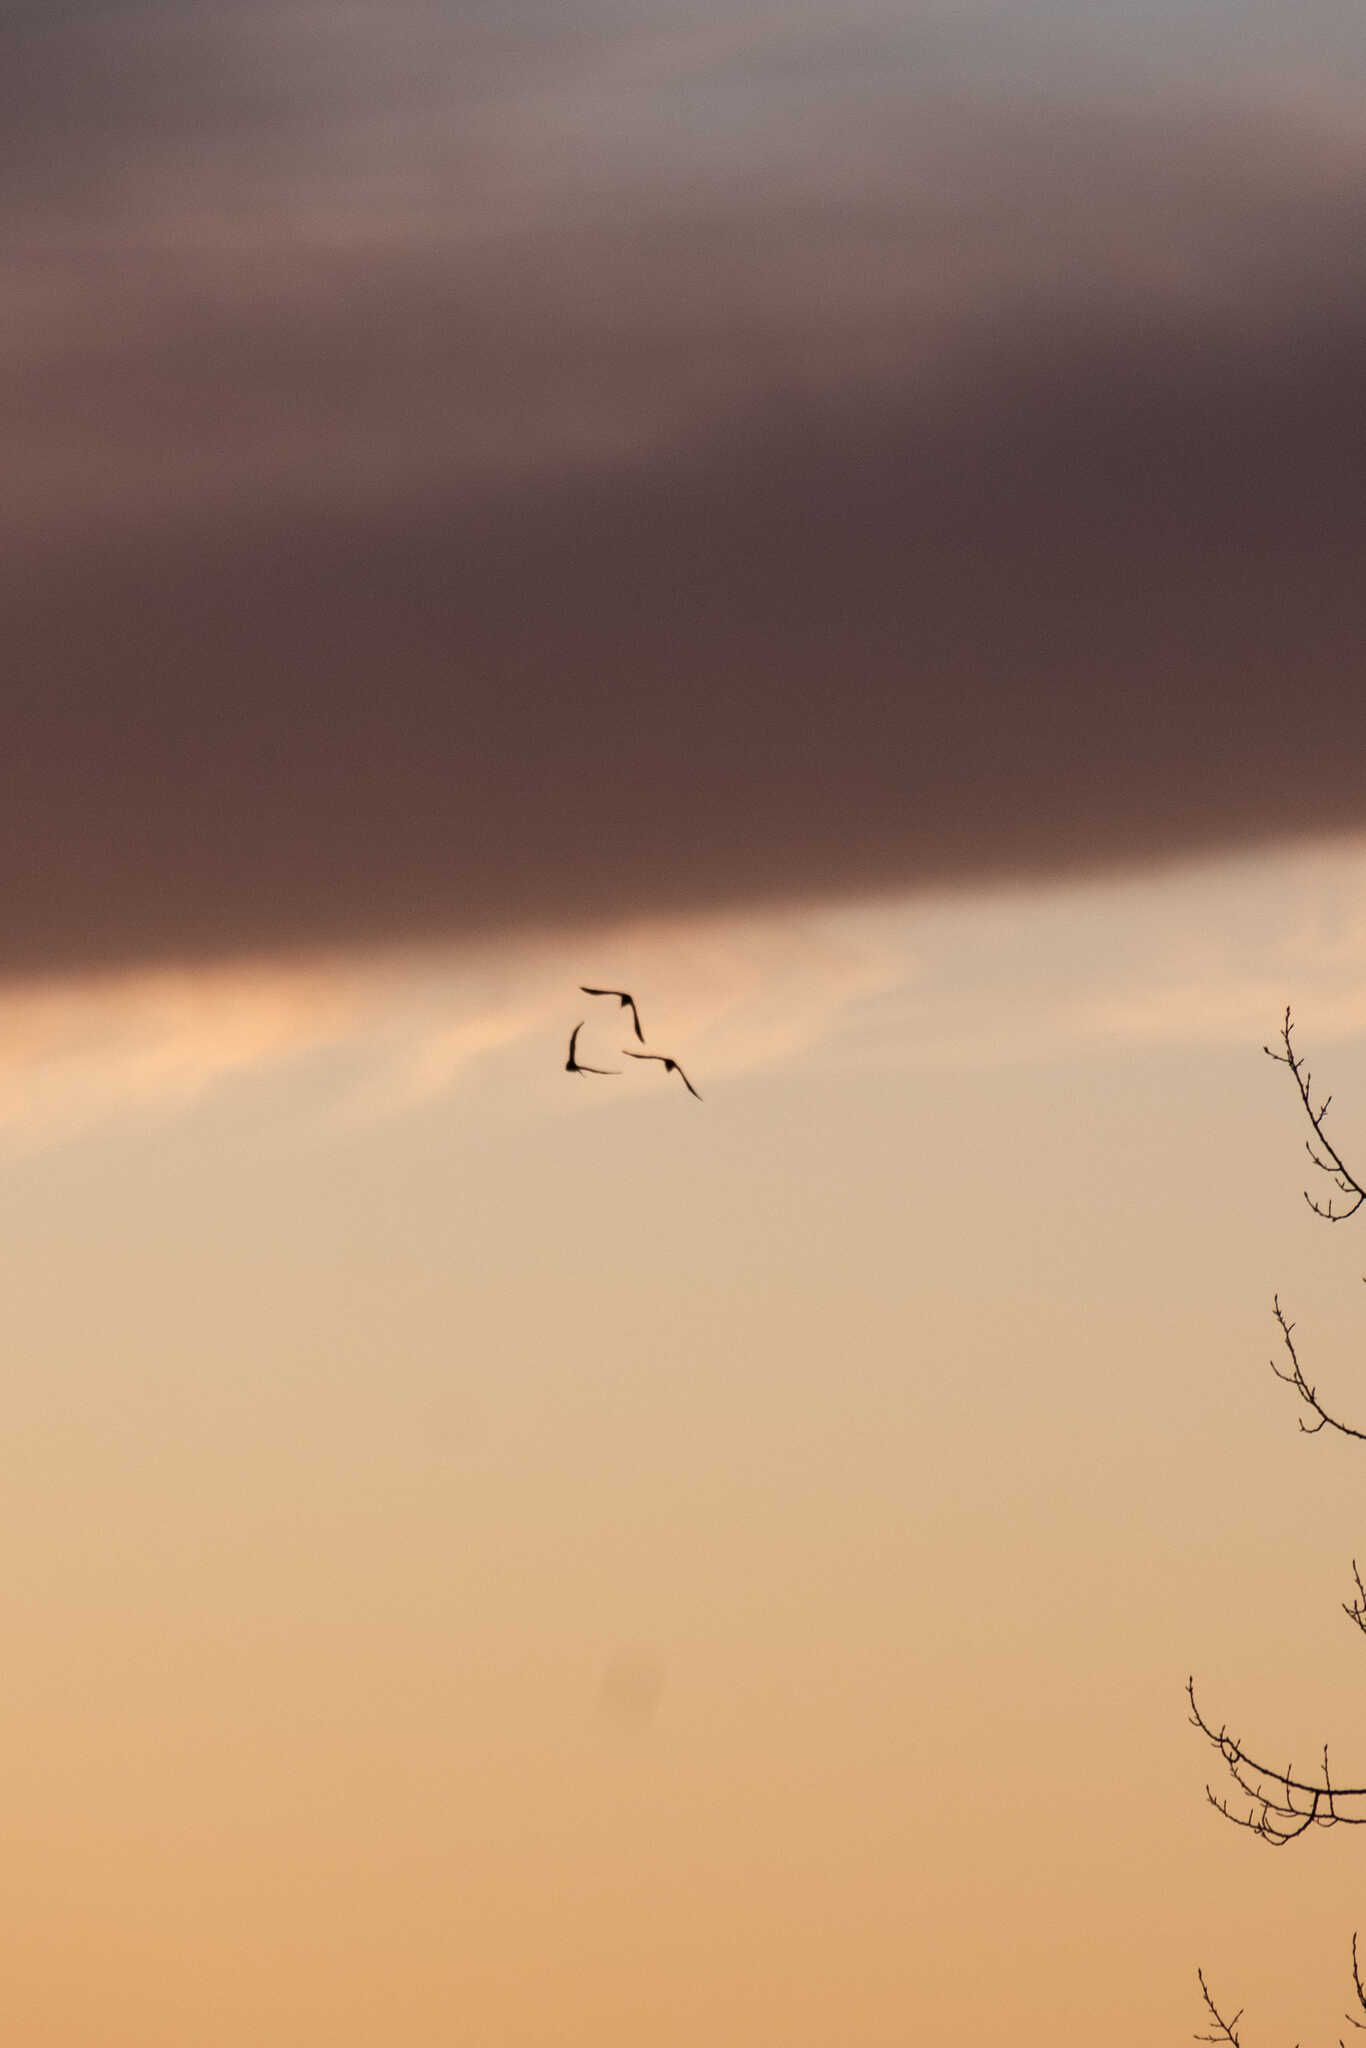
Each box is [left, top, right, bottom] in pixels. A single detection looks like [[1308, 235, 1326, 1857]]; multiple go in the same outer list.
[[3, 1, 1365, 975]]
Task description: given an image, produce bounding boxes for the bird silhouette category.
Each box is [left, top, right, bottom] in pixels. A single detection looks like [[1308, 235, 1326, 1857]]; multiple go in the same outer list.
[[623, 1050, 702, 1099], [580, 986, 646, 1043], [565, 1022, 618, 1076]]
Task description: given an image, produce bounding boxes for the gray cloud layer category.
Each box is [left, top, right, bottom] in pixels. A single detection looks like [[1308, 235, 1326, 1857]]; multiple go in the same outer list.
[[4, 1, 1365, 973]]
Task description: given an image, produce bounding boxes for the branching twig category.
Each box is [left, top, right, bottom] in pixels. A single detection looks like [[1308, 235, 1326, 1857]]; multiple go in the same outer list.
[[1196, 1967, 1246, 2044], [1191, 1017, 1366, 2040], [1188, 1678, 1366, 1846], [1270, 1297, 1366, 1442], [1196, 1940, 1366, 2044], [1349, 1933, 1366, 2033], [1262, 1015, 1366, 1439], [1342, 1563, 1366, 1638], [1265, 1009, 1366, 1223]]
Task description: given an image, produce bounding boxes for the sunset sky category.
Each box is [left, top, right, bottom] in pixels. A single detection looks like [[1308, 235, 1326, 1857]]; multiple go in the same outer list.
[[5, 3, 1366, 2041]]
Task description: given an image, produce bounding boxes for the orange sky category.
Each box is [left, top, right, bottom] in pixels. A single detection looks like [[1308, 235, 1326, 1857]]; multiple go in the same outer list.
[[7, 5, 1366, 2035], [5, 843, 1366, 2042]]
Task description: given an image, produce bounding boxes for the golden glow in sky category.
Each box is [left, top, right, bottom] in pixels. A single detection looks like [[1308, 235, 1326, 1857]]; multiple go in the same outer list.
[[6, 843, 1366, 2041], [7, 1, 1366, 2034]]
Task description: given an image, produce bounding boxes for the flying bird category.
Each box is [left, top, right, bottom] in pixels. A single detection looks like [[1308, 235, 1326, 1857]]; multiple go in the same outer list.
[[623, 1050, 702, 1099], [581, 986, 646, 1042], [565, 1022, 618, 1076]]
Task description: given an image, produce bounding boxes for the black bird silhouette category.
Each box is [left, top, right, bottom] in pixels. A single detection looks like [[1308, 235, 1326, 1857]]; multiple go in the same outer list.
[[580, 986, 646, 1043], [565, 1022, 618, 1076], [623, 1050, 702, 1099]]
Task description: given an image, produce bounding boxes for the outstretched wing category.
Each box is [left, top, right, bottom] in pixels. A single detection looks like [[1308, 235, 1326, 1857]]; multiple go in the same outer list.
[[567, 1022, 583, 1060], [625, 1048, 700, 1096], [625, 997, 646, 1042]]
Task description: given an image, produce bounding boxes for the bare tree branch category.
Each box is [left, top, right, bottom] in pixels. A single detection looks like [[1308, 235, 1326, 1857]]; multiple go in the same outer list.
[[1349, 1933, 1366, 2033], [1342, 1563, 1366, 1638], [1265, 1009, 1366, 1223], [1261, 1016, 1366, 1440], [1196, 1941, 1366, 2045], [1189, 1016, 1366, 2043], [1196, 1968, 1247, 2045], [1187, 1678, 1366, 1846], [1269, 1297, 1366, 1443]]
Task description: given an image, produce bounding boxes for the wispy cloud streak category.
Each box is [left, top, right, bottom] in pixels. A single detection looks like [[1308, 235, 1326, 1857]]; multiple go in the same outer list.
[[8, 839, 1366, 1150]]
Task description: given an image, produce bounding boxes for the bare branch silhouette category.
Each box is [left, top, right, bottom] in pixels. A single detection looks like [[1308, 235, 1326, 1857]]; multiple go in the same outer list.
[[1350, 1933, 1366, 2033], [1265, 1008, 1366, 1223], [1192, 1024, 1366, 1849], [1195, 1940, 1366, 2045], [1346, 1562, 1366, 1638], [1195, 1968, 1246, 2045], [1189, 1014, 1366, 2043], [1259, 1013, 1366, 1440], [1187, 1676, 1366, 1847], [1269, 1295, 1366, 1443]]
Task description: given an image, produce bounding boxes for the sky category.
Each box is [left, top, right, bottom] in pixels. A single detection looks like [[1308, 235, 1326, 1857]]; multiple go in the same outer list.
[[4, 3, 1366, 2042]]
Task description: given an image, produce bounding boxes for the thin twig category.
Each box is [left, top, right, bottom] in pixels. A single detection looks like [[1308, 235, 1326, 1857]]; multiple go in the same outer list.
[[1196, 1967, 1244, 2044], [1270, 1297, 1366, 1442], [1197, 1942, 1366, 2045], [1342, 1563, 1366, 1638], [1265, 1008, 1366, 1222], [1188, 1678, 1366, 1845], [1348, 1932, 1366, 2034]]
